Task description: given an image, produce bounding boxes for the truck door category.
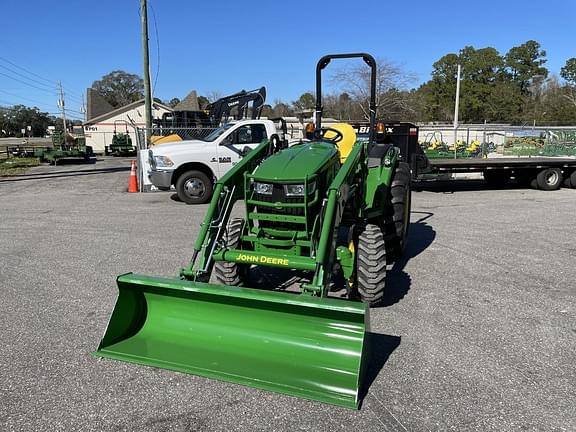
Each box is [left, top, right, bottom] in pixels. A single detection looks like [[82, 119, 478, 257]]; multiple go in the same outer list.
[[217, 124, 267, 175]]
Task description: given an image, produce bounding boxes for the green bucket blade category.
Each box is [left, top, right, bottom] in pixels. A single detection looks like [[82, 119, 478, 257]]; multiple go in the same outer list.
[[95, 273, 369, 409]]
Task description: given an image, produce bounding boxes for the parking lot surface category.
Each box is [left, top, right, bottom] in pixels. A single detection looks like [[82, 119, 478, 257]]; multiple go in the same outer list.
[[1, 157, 574, 431]]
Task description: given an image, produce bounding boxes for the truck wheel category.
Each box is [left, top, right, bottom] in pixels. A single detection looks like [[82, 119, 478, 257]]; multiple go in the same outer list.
[[354, 224, 387, 307], [483, 170, 510, 186], [385, 162, 411, 261], [536, 168, 562, 191], [214, 219, 248, 286], [176, 170, 213, 204]]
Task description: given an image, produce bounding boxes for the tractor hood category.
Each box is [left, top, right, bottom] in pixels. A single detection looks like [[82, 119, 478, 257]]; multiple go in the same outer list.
[[253, 141, 338, 181]]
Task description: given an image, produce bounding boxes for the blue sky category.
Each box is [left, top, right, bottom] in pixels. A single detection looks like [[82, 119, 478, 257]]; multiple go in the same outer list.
[[1, 0, 575, 120]]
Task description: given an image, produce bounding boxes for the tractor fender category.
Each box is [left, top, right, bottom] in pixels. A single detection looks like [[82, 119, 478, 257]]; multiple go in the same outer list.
[[363, 145, 400, 216]]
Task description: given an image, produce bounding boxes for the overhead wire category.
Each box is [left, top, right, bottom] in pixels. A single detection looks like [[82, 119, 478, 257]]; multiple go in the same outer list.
[[0, 57, 84, 108], [0, 89, 56, 108], [150, 1, 161, 95]]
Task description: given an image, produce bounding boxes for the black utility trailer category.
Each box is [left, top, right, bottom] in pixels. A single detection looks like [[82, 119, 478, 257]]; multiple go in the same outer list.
[[426, 157, 576, 190]]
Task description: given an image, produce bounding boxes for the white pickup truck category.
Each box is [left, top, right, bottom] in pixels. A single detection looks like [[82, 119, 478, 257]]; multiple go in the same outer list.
[[148, 119, 287, 204]]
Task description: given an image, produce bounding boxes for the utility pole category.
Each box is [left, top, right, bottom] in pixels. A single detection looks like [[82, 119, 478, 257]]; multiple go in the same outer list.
[[81, 93, 87, 122], [58, 81, 68, 135], [140, 0, 153, 146], [453, 64, 461, 159]]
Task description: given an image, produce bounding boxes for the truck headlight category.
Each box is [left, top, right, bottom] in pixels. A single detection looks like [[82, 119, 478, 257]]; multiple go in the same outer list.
[[154, 155, 174, 167], [254, 182, 273, 195]]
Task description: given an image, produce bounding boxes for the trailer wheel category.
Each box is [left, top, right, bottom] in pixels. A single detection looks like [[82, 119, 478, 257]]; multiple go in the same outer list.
[[483, 170, 510, 186], [536, 168, 562, 191], [214, 219, 248, 286], [354, 224, 387, 306], [515, 171, 534, 187], [176, 170, 213, 204], [569, 171, 576, 189], [384, 162, 411, 261]]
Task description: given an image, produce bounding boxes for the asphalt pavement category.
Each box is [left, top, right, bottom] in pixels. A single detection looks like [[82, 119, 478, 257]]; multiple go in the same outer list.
[[0, 156, 574, 431]]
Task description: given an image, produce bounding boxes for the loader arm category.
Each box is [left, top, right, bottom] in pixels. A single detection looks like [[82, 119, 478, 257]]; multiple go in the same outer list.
[[180, 138, 276, 281]]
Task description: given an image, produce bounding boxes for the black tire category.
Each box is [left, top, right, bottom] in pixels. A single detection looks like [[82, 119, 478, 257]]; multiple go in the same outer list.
[[354, 224, 387, 306], [213, 219, 248, 286], [483, 170, 511, 186], [570, 171, 576, 189], [515, 170, 534, 187], [175, 170, 213, 204], [384, 162, 411, 261], [536, 168, 562, 191]]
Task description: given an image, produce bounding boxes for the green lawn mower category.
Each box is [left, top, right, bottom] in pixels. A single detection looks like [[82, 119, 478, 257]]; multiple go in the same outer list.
[[95, 53, 412, 409]]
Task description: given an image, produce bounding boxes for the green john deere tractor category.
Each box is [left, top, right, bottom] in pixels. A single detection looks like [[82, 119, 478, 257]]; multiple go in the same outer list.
[[95, 53, 412, 409]]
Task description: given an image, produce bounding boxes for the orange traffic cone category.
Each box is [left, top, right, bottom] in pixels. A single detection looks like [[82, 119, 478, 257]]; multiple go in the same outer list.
[[128, 160, 138, 193]]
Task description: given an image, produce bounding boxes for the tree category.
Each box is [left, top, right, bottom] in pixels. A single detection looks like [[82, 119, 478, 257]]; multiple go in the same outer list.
[[292, 92, 315, 112], [505, 40, 548, 94], [330, 58, 417, 119], [0, 105, 53, 137], [91, 70, 144, 108], [206, 91, 223, 103], [260, 104, 274, 118], [168, 98, 180, 108], [272, 99, 293, 117], [197, 95, 210, 109], [560, 58, 576, 84]]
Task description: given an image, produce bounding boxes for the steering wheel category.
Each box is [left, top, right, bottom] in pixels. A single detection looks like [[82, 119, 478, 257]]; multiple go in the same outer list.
[[315, 127, 344, 143]]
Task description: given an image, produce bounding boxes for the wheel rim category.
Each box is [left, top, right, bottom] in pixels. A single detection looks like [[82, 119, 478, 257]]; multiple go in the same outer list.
[[546, 171, 559, 185], [184, 178, 206, 198]]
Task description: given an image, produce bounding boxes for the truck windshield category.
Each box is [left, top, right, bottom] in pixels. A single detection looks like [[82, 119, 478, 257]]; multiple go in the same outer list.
[[203, 124, 234, 142]]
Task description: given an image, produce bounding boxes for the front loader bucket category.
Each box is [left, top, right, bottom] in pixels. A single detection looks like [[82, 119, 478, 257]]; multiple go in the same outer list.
[[95, 273, 369, 409]]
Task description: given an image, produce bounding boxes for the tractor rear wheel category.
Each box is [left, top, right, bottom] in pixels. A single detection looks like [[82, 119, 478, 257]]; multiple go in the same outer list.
[[384, 162, 411, 261], [355, 224, 387, 306], [213, 219, 248, 286]]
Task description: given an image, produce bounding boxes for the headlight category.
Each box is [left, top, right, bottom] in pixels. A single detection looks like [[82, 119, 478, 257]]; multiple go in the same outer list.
[[254, 182, 273, 195], [153, 155, 174, 167], [285, 184, 305, 196], [285, 182, 315, 196]]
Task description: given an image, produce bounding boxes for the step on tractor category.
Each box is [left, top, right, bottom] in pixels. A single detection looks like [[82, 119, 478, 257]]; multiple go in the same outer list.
[[95, 53, 412, 409]]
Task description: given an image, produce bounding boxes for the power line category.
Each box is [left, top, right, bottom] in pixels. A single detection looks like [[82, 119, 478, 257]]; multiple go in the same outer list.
[[0, 63, 56, 90], [0, 89, 56, 108], [150, 1, 160, 95], [0, 56, 57, 86], [0, 70, 57, 95], [0, 57, 84, 104]]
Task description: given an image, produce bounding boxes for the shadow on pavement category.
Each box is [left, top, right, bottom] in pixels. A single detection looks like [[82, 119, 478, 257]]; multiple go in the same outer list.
[[359, 332, 402, 405], [414, 178, 532, 193], [0, 166, 130, 183], [377, 211, 436, 307]]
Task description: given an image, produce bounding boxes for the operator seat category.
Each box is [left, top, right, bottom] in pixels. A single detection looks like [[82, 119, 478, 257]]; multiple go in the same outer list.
[[323, 123, 357, 163]]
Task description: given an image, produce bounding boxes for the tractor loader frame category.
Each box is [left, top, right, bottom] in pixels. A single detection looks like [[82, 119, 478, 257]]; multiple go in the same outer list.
[[95, 53, 411, 409]]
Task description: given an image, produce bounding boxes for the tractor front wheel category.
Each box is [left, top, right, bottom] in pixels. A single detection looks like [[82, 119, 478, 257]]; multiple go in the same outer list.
[[213, 219, 248, 286], [354, 224, 387, 306]]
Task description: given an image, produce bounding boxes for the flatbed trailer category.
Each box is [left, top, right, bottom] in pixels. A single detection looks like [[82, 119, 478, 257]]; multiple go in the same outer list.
[[367, 122, 576, 191], [422, 157, 576, 190]]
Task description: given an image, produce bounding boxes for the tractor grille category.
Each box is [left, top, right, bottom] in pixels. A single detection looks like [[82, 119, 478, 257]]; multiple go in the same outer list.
[[254, 185, 305, 230]]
